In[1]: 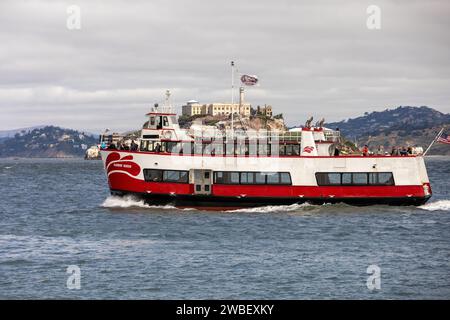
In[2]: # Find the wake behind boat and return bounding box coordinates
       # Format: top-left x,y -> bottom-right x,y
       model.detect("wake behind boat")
99,89 -> 432,209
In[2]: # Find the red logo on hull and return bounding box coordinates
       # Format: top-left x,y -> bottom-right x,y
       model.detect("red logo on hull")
106,152 -> 141,177
303,146 -> 315,153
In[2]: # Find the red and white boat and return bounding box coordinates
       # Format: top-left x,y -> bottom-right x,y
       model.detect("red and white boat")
100,94 -> 432,209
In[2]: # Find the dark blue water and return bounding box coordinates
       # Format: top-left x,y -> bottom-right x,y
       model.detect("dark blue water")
0,157 -> 449,299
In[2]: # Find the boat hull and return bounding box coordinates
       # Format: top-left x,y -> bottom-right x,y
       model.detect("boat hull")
110,189 -> 431,209
101,150 -> 432,209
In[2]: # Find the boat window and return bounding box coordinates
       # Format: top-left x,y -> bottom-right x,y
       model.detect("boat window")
292,144 -> 300,156
270,143 -> 279,157
212,142 -> 224,156
353,173 -> 368,185
152,142 -> 165,153
140,140 -> 150,152
156,117 -> 162,129
316,172 -> 394,186
266,172 -> 279,184
182,142 -> 193,155
214,171 -> 292,185
203,143 -> 212,156
279,144 -> 286,156
328,173 -> 342,185
342,173 -> 352,185
230,172 -> 240,184
285,145 -> 293,156
280,172 -> 292,184
248,139 -> 257,156
378,173 -> 394,185
255,172 -> 266,184
258,142 -> 268,156
194,142 -> 203,155
143,169 -> 162,182
150,117 -> 155,126
167,142 -> 181,154
163,170 -> 188,183
225,141 -> 235,155
240,172 -> 255,184
214,171 -> 225,184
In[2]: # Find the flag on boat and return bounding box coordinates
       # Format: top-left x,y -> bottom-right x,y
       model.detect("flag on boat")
240,74 -> 258,86
437,134 -> 450,144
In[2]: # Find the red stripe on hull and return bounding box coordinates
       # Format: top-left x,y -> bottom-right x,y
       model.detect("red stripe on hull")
108,172 -> 193,194
107,172 -> 427,198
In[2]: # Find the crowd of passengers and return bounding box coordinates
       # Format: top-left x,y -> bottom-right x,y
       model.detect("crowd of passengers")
102,139 -> 417,157
334,145 -> 415,156
101,140 -> 139,151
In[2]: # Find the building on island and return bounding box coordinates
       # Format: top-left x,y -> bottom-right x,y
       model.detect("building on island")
256,105 -> 273,118
182,100 -> 204,116
182,87 -> 251,117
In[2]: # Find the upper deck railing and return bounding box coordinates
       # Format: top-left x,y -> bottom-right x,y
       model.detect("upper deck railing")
187,127 -> 340,143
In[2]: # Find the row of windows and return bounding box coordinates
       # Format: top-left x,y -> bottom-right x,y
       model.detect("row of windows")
214,171 -> 292,185
315,172 -> 395,186
142,169 -> 292,185
140,140 -> 301,156
147,116 -> 176,129
143,169 -> 189,183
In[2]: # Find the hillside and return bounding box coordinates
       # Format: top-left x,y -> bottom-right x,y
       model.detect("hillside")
0,126 -> 98,158
327,106 -> 450,155
179,114 -> 287,131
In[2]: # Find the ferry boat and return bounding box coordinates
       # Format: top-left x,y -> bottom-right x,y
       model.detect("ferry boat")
99,92 -> 432,209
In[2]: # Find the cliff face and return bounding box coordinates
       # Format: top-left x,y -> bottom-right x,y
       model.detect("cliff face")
0,126 -> 98,158
327,106 -> 450,155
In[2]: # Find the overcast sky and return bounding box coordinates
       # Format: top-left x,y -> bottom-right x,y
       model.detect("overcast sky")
1,0 -> 449,132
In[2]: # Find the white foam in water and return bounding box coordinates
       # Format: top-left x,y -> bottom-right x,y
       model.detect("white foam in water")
228,202 -> 315,213
102,195 -> 177,210
420,200 -> 450,212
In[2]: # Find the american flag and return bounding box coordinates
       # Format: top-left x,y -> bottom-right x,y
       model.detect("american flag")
437,134 -> 450,144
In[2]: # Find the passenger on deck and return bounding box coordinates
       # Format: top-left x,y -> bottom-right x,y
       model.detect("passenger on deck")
108,142 -> 116,150
130,140 -> 138,151
407,146 -> 413,155
376,145 -> 384,155
362,145 -> 369,156
155,143 -> 161,153
334,146 -> 340,156
400,147 -> 408,156
391,147 -> 399,156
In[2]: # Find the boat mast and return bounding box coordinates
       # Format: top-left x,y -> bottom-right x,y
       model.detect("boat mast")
231,60 -> 235,139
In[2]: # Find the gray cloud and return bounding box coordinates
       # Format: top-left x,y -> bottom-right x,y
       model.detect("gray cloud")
0,0 -> 449,132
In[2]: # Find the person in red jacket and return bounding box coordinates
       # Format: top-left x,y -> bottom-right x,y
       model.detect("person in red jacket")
362,145 -> 369,156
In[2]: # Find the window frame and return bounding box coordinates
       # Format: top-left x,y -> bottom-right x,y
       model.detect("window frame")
315,172 -> 395,186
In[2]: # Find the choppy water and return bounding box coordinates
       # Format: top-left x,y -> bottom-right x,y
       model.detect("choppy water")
0,157 -> 449,299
